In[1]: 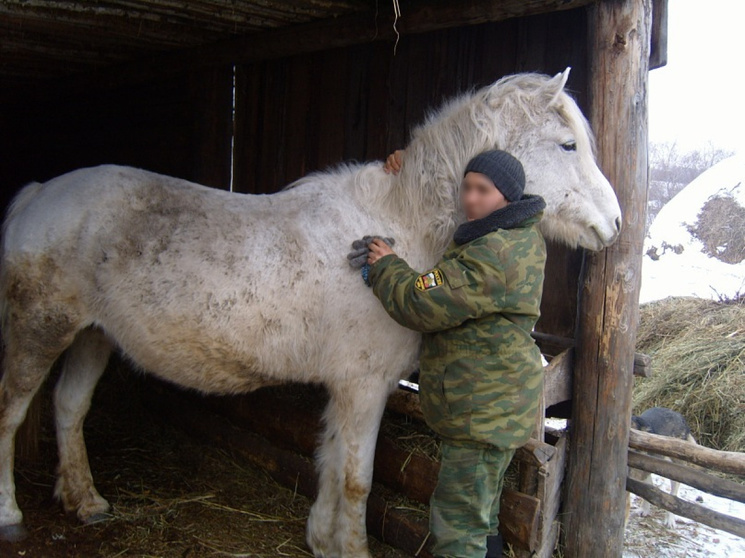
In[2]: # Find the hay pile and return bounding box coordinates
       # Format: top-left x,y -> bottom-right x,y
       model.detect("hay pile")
686,195 -> 745,264
633,296 -> 745,453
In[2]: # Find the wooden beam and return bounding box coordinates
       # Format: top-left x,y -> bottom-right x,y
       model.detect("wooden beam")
373,436 -> 440,506
563,1 -> 652,557
4,0 -> 595,104
627,449 -> 745,504
627,477 -> 745,539
531,331 -> 652,377
386,389 -> 425,422
629,429 -> 745,476
365,492 -> 433,558
544,348 -> 573,407
649,0 -> 669,70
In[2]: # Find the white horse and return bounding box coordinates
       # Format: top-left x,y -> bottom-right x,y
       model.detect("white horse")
0,69 -> 621,557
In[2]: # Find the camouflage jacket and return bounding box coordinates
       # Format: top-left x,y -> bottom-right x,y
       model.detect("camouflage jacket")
369,212 -> 546,449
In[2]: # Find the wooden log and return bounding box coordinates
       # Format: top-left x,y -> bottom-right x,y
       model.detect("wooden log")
386,389 -> 425,423
650,0 -> 669,70
531,332 -> 652,377
373,436 -> 439,506
627,477 -> 745,539
627,450 -> 745,504
198,387 -> 322,457
629,429 -> 745,476
518,438 -> 557,467
563,1 -> 652,556
544,348 -> 573,407
530,331 -> 574,352
366,492 -> 432,558
632,352 -> 653,378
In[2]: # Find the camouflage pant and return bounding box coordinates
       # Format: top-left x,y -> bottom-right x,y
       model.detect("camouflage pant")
429,442 -> 515,558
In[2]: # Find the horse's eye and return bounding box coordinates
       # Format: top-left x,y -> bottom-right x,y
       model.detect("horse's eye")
561,141 -> 577,152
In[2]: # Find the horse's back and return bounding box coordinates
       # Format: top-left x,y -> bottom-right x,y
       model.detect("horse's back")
0,163 -> 418,392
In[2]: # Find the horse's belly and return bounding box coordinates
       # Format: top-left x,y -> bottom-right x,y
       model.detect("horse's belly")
114,323 -> 280,395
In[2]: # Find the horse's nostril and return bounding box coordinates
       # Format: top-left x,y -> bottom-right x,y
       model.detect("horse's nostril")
615,216 -> 622,232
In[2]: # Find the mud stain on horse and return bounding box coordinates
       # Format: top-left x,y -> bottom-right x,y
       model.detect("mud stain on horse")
1,254 -> 83,360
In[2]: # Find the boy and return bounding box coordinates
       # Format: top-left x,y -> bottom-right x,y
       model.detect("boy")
354,149 -> 546,557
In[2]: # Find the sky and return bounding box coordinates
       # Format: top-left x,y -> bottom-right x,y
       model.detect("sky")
648,0 -> 745,154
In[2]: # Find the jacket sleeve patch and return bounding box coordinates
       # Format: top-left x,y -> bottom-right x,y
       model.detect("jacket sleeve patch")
415,269 -> 444,291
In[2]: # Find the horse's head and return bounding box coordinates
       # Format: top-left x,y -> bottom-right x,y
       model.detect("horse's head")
483,69 -> 622,251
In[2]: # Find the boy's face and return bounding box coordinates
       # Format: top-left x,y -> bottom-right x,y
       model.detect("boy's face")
460,172 -> 509,221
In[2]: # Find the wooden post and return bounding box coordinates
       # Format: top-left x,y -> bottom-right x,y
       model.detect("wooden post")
563,1 -> 651,557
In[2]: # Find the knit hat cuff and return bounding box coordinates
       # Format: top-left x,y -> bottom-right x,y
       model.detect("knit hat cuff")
464,150 -> 526,202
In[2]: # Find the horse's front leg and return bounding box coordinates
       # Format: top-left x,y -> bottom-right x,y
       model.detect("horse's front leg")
307,377 -> 392,558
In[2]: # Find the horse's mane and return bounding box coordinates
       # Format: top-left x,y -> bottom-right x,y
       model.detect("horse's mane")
360,72 -> 595,256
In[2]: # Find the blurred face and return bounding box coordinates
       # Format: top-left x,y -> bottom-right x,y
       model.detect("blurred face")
460,172 -> 509,221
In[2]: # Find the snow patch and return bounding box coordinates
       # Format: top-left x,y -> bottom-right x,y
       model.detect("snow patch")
641,155 -> 745,303
623,474 -> 745,557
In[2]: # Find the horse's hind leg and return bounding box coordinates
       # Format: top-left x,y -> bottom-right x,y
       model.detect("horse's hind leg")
0,327 -> 77,541
53,328 -> 112,524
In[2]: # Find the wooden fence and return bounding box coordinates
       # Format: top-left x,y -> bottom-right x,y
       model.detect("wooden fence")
627,428 -> 745,538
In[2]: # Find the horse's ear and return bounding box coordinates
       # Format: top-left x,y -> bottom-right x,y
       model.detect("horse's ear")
544,67 -> 571,106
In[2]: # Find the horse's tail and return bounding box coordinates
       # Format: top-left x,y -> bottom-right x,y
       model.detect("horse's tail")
1,181 -> 46,460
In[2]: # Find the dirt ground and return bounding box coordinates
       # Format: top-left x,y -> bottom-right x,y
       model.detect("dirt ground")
1,361 -> 409,558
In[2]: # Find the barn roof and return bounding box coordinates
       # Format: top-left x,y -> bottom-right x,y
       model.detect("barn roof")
1,0 -> 601,100
1,0 -> 370,90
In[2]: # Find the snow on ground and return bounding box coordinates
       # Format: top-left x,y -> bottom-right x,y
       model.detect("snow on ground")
641,154 -> 745,303
623,475 -> 745,558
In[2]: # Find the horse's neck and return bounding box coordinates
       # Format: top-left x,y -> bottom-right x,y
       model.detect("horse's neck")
389,100 -> 505,257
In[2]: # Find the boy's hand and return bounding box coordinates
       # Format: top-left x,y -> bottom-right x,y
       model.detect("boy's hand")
383,149 -> 404,175
347,236 -> 395,268
368,238 -> 395,264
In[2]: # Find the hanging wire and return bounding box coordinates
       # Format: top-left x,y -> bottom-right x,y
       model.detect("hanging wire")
392,0 -> 401,55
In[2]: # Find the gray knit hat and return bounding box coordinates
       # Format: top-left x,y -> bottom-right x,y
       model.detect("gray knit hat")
464,150 -> 526,202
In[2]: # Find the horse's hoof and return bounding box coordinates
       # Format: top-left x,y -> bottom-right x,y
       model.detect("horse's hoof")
83,512 -> 112,525
0,523 -> 29,542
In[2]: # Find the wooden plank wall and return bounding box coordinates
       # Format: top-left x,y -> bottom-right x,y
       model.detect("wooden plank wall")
233,8 -> 589,337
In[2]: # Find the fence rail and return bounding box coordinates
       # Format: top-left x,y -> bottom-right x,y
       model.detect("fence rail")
627,428 -> 745,539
